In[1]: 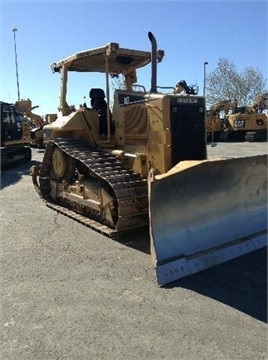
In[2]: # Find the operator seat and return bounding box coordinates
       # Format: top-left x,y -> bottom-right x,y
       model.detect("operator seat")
89,88 -> 111,135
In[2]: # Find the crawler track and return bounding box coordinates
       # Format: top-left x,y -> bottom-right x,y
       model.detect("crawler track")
32,138 -> 149,236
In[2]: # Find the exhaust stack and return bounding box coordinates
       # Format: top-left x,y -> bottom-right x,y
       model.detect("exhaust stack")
148,32 -> 157,93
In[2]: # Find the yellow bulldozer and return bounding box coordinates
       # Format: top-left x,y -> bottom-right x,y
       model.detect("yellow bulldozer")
30,32 -> 267,286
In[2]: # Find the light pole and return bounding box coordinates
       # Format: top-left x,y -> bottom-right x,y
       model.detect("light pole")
13,28 -> 20,101
203,61 -> 208,97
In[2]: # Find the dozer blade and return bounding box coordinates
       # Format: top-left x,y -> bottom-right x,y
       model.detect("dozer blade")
148,155 -> 267,286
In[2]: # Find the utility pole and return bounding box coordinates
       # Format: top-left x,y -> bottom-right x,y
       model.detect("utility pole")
13,28 -> 20,101
203,61 -> 208,97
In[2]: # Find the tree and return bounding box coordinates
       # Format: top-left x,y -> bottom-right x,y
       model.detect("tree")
110,75 -> 126,92
206,58 -> 267,108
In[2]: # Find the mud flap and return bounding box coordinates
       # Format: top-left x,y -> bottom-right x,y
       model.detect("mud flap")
148,155 -> 267,286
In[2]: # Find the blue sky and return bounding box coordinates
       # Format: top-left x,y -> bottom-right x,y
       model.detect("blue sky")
1,0 -> 267,115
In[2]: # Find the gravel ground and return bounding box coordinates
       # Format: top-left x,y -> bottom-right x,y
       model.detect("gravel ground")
1,142 -> 267,360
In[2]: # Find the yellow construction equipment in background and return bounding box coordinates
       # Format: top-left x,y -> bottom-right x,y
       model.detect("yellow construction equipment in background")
15,99 -> 45,148
1,101 -> 32,169
206,96 -> 268,142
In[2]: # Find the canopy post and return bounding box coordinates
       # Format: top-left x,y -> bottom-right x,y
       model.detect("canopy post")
59,64 -> 71,115
105,55 -> 111,141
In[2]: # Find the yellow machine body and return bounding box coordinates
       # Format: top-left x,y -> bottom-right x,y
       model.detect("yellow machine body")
205,114 -> 225,142
31,32 -> 267,285
1,101 -> 32,168
226,112 -> 267,141
15,99 -> 45,148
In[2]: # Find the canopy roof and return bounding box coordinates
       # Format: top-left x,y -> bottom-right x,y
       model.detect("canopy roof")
51,42 -> 164,75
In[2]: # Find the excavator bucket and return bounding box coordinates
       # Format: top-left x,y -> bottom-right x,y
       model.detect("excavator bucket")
149,155 -> 267,286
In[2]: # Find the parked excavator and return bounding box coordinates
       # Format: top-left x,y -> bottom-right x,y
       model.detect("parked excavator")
15,99 -> 45,148
1,101 -> 32,169
30,32 -> 267,285
205,97 -> 267,142
218,96 -> 268,142
226,110 -> 267,141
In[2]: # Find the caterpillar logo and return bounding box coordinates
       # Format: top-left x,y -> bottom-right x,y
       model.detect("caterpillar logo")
234,119 -> 245,128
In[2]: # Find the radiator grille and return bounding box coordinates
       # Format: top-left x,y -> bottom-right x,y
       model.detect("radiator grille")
170,102 -> 206,165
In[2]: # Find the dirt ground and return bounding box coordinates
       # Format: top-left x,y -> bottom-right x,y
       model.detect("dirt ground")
1,142 -> 267,360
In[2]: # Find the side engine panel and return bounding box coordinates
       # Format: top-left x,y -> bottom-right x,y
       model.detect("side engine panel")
112,91 -> 207,177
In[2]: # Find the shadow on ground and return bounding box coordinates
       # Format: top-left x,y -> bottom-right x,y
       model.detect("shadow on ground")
117,229 -> 267,322
164,247 -> 267,323
115,228 -> 150,254
0,159 -> 41,189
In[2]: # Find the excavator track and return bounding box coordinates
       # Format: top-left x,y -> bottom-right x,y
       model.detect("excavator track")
32,138 -> 149,237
